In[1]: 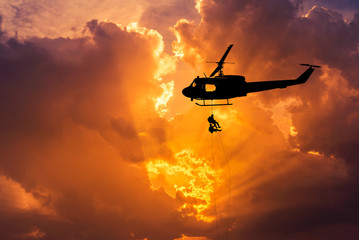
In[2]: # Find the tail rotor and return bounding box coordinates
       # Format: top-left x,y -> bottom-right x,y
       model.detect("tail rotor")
300,63 -> 321,68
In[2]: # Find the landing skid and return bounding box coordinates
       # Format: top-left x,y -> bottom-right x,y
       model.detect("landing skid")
195,99 -> 233,107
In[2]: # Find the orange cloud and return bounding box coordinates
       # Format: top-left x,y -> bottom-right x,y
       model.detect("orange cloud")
1,0 -> 359,239
147,149 -> 219,222
166,0 -> 359,239
0,175 -> 54,216
0,19 -> 198,240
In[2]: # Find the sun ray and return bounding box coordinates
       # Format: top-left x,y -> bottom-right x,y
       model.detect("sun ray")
146,149 -> 220,222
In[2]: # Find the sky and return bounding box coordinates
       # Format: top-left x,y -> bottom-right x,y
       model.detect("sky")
0,0 -> 359,239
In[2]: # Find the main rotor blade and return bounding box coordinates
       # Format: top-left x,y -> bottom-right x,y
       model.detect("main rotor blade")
218,44 -> 233,64
209,44 -> 233,77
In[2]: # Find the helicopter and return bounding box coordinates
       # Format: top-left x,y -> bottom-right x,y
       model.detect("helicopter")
182,44 -> 320,106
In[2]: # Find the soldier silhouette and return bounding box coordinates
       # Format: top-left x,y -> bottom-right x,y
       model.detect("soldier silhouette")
208,114 -> 221,133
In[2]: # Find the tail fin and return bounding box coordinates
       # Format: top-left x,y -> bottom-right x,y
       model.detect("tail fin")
297,64 -> 320,83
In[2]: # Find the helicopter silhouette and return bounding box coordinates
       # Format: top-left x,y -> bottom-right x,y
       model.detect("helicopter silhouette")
182,44 -> 320,106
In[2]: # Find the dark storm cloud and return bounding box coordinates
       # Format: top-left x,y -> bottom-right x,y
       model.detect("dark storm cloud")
173,0 -> 359,239
231,205 -> 359,239
174,0 -> 359,79
0,19 -> 156,164
0,18 -> 200,239
316,0 -> 359,11
0,15 -> 5,39
2,0 -> 359,239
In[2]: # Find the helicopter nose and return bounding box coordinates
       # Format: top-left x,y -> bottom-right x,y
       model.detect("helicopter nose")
182,87 -> 191,98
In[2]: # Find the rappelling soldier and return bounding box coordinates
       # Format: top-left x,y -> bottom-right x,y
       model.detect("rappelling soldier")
208,114 -> 221,133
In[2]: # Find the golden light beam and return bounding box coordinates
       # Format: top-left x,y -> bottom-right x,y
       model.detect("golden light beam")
146,149 -> 221,222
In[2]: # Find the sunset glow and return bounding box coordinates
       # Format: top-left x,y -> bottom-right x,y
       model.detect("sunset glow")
1,0 -> 359,239
155,81 -> 174,116
146,149 -> 219,222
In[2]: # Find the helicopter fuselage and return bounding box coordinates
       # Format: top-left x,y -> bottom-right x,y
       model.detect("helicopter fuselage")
182,44 -> 318,106
182,75 -> 247,100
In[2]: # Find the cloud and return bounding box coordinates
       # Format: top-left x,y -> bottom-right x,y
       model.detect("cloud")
170,0 -> 359,238
1,0 -> 359,239
0,175 -> 54,215
0,0 -> 146,38
316,0 -> 359,11
140,0 -> 200,47
0,18 -> 200,239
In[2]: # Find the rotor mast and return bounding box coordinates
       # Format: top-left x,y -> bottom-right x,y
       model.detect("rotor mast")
208,44 -> 234,77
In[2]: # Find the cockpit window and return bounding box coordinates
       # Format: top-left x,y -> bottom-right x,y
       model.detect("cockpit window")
205,84 -> 216,92
191,81 -> 197,87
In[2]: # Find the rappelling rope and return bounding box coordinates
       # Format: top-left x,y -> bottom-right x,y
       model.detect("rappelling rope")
209,103 -> 231,240
211,99 -> 214,115
218,132 -> 231,240
211,132 -> 220,240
